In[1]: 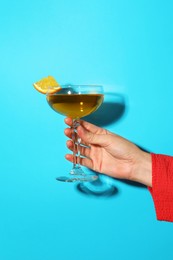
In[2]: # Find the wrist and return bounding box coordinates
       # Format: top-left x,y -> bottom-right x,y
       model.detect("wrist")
132,151 -> 152,187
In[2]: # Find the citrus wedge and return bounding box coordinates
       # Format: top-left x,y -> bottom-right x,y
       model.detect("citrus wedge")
33,76 -> 61,94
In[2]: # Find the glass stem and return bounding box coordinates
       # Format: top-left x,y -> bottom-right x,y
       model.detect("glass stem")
71,119 -> 83,175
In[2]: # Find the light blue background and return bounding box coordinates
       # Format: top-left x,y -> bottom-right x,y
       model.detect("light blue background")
1,0 -> 173,259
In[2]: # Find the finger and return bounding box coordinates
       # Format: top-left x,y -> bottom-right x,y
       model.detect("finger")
80,157 -> 93,169
65,128 -> 89,146
66,140 -> 91,158
66,140 -> 73,151
77,125 -> 110,146
65,118 -> 109,136
65,154 -> 93,169
80,120 -> 108,135
65,154 -> 73,162
64,128 -> 73,139
64,117 -> 73,126
80,144 -> 91,158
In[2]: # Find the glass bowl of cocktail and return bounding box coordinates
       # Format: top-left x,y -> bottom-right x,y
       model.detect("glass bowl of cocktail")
33,76 -> 104,182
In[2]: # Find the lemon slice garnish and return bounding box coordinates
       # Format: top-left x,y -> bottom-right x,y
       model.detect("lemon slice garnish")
33,76 -> 61,94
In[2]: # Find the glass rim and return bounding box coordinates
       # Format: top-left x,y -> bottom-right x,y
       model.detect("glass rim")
52,84 -> 103,87
46,84 -> 104,95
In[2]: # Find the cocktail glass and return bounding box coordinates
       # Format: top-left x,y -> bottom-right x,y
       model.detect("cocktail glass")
46,85 -> 104,182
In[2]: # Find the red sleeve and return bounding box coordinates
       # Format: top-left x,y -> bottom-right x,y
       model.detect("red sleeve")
148,153 -> 173,222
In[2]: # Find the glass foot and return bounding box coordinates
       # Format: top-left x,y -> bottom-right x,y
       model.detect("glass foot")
56,174 -> 98,183
56,166 -> 98,183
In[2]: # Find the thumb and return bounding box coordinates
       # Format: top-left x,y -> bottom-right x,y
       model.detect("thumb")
77,125 -> 109,146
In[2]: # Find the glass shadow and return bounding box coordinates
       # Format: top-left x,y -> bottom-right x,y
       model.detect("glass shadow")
76,179 -> 119,197
84,92 -> 126,127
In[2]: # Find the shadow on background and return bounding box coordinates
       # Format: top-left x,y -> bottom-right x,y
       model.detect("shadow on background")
117,179 -> 146,188
76,92 -> 127,198
84,92 -> 126,127
76,178 -> 119,198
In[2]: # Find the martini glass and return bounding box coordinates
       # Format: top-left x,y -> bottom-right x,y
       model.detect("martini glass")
46,85 -> 104,182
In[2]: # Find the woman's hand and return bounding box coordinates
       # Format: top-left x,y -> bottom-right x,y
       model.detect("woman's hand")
64,118 -> 152,187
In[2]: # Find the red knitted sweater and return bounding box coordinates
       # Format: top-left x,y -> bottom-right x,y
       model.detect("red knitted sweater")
149,153 -> 173,222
